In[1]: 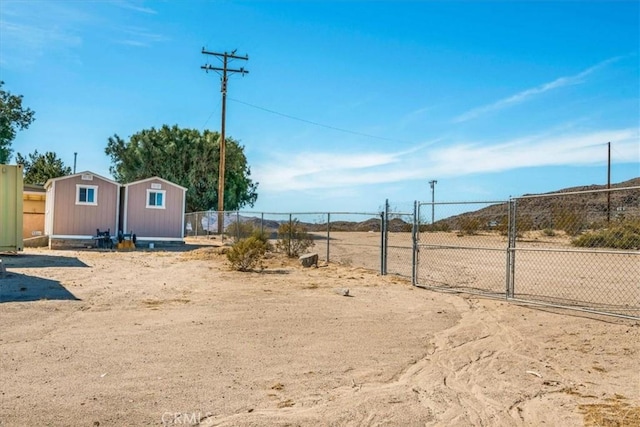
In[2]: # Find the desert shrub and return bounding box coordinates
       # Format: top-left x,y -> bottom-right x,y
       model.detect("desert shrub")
542,228 -> 556,237
226,236 -> 268,271
225,221 -> 256,243
250,229 -> 272,252
572,219 -> 640,249
554,208 -> 585,237
496,215 -> 509,236
515,214 -> 534,237
276,219 -> 314,257
459,218 -> 481,235
493,214 -> 535,237
421,223 -> 449,232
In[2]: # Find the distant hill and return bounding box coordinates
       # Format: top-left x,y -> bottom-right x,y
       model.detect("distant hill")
438,177 -> 640,231
302,177 -> 640,232
192,178 -> 639,233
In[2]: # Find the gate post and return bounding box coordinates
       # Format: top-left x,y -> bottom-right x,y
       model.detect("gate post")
380,201 -> 388,276
326,212 -> 331,263
506,198 -> 517,298
412,201 -> 418,286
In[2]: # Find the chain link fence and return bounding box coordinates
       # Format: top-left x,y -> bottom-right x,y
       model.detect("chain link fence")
382,200 -> 415,277
415,186 -> 640,319
184,185 -> 639,318
184,210 -> 383,271
415,200 -> 510,295
508,187 -> 640,318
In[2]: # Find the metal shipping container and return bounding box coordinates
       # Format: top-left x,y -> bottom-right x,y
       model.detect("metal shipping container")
0,164 -> 24,251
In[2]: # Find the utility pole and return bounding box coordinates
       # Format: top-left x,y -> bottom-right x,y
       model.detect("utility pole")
73,152 -> 77,174
201,48 -> 249,234
607,141 -> 611,223
429,180 -> 437,226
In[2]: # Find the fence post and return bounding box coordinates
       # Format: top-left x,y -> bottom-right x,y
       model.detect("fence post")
380,210 -> 385,275
326,212 -> 331,263
236,210 -> 240,241
261,213 -> 264,235
195,212 -> 199,237
506,198 -> 517,298
288,213 -> 293,257
412,201 -> 418,286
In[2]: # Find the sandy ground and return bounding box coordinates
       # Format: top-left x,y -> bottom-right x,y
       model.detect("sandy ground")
0,239 -> 638,426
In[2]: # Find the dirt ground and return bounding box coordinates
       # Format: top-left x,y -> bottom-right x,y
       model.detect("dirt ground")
0,238 -> 638,426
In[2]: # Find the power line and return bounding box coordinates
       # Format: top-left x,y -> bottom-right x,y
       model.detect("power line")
201,109 -> 217,130
228,97 -> 412,144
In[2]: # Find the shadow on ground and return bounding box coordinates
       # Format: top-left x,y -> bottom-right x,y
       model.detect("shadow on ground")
0,272 -> 80,303
1,253 -> 90,269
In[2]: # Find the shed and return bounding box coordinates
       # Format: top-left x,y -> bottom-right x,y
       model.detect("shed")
44,171 -> 120,248
0,164 -> 24,252
122,177 -> 186,245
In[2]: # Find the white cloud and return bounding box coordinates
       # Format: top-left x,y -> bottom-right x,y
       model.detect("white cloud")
254,128 -> 639,193
112,1 -> 158,15
114,26 -> 168,47
453,56 -> 624,123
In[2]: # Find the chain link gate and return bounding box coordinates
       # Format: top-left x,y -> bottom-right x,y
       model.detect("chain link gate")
412,186 -> 640,319
413,200 -> 510,297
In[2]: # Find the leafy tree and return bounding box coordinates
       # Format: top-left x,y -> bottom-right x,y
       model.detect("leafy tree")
105,125 -> 258,212
0,81 -> 36,163
15,150 -> 71,185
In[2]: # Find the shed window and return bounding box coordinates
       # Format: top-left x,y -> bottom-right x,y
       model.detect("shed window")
146,189 -> 166,209
76,185 -> 98,206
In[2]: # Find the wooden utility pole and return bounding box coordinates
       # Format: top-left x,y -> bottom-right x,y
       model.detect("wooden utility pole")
201,48 -> 249,234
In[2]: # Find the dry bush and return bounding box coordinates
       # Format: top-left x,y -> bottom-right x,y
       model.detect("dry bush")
572,218 -> 640,249
226,221 -> 257,243
226,236 -> 268,271
554,207 -> 585,237
276,219 -> 314,257
458,218 -> 481,235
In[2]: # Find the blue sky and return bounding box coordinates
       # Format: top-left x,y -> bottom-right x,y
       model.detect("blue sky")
1,0 -> 638,213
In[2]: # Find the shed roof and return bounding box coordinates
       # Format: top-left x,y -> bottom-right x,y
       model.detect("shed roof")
24,184 -> 46,194
44,171 -> 120,189
124,176 -> 187,192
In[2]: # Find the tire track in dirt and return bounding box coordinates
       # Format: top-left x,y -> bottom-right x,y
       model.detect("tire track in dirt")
204,293 -> 620,427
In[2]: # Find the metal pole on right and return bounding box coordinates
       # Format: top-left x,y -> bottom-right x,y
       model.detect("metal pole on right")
607,141 -> 611,223
429,180 -> 437,225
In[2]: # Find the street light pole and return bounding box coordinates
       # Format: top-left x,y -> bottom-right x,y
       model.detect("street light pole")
429,180 -> 437,225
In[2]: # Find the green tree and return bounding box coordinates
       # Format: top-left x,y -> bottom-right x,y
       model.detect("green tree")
105,125 -> 258,212
15,150 -> 71,185
0,81 -> 36,163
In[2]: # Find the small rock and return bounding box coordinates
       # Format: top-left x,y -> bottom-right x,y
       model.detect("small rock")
334,288 -> 350,297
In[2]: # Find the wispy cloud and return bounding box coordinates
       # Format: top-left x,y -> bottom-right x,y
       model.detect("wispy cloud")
428,128 -> 638,176
112,1 -> 158,15
0,0 -> 166,67
452,56 -> 624,123
0,20 -> 82,53
114,26 -> 168,47
254,128 -> 639,193
0,2 -> 86,66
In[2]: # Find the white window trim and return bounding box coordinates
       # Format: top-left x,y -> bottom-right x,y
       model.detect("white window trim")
76,184 -> 98,206
146,189 -> 166,209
